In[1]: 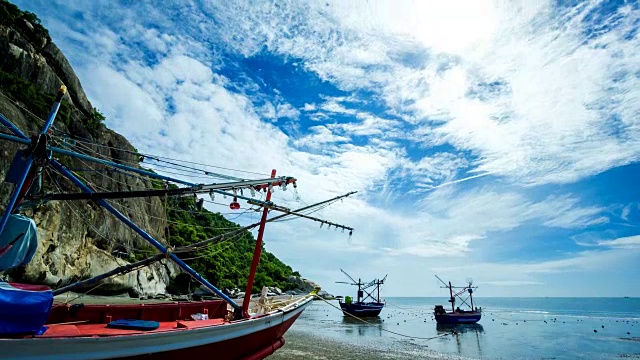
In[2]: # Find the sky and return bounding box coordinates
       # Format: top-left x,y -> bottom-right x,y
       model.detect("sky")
13,0 -> 640,297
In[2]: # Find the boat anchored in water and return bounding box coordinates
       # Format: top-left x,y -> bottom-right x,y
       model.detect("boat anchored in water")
336,269 -> 386,317
433,275 -> 482,324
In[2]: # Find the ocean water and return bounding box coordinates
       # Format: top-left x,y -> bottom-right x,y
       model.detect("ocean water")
288,297 -> 640,359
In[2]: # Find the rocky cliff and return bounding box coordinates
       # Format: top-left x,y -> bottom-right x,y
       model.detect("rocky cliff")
0,4 -> 178,296
0,2 -> 324,299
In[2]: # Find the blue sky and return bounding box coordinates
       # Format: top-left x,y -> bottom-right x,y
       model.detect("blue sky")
14,0 -> 640,297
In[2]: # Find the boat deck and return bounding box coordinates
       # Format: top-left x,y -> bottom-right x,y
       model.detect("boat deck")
32,299 -> 231,338
41,318 -> 229,338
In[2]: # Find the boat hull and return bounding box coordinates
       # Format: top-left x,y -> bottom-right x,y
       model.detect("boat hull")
0,297 -> 312,360
339,301 -> 384,317
434,312 -> 481,324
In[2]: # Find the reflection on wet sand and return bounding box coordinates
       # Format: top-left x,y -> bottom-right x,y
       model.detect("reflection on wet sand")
436,323 -> 485,356
436,323 -> 485,334
342,316 -> 384,337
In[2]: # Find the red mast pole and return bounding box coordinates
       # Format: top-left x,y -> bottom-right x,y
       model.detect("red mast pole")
449,281 -> 455,313
242,169 -> 276,318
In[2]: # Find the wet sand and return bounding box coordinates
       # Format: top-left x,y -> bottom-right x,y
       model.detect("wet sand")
269,328 -> 459,360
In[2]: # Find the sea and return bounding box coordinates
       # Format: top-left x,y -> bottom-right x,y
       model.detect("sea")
283,297 -> 640,359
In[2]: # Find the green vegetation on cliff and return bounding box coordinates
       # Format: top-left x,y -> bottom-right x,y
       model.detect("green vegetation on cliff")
160,194 -> 300,293
0,0 -> 50,43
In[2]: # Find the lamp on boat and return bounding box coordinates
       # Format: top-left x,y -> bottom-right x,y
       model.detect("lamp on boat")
229,197 -> 240,210
250,187 -> 256,197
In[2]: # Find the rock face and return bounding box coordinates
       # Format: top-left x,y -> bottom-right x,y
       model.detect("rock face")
0,19 -> 178,296
284,276 -> 335,299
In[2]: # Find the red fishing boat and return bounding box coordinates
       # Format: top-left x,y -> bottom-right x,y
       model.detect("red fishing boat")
0,86 -> 356,359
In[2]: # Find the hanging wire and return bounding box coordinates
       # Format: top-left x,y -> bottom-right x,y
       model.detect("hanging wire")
50,130 -> 268,179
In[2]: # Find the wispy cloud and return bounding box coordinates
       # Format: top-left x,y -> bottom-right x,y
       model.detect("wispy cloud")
17,0 -> 640,296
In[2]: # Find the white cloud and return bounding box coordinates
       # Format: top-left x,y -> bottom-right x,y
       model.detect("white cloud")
621,204 -> 632,221
292,125 -> 350,149
328,113 -> 402,137
28,0 -> 640,296
189,0 -> 640,186
576,234 -> 640,249
275,103 -> 300,120
302,103 -> 316,111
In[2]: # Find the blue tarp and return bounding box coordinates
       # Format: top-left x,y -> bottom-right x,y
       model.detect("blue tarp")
0,214 -> 39,271
0,282 -> 53,335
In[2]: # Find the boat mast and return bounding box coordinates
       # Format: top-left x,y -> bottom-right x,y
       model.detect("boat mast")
470,288 -> 474,311
241,169 -> 276,318
53,194 -> 357,296
449,281 -> 455,312
358,278 -> 362,302
377,280 -> 380,303
0,86 -> 65,238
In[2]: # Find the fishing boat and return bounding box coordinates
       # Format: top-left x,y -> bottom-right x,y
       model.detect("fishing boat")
433,275 -> 481,324
336,269 -> 386,317
0,86 -> 357,359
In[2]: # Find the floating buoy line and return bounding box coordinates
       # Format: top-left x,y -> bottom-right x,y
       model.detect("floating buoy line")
314,295 -> 450,342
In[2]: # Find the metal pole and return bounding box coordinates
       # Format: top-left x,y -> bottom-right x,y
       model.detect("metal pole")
50,160 -> 241,311
450,281 -> 455,313
56,191 -> 356,296
53,254 -> 165,296
0,133 -> 31,145
0,113 -> 28,138
0,86 -> 65,241
242,169 -> 276,318
179,191 -> 357,252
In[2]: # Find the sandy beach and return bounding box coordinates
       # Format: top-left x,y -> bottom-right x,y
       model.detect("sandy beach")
269,328 -> 457,360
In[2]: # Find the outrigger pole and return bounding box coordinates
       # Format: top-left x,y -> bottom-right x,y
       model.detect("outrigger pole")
49,160 -> 242,311
51,191 -> 358,296
0,87 -> 355,320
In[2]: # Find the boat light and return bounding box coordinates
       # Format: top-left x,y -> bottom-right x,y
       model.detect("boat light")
229,197 -> 240,210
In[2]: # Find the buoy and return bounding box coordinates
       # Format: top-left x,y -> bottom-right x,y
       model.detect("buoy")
594,330 -> 597,333
601,325 -> 604,328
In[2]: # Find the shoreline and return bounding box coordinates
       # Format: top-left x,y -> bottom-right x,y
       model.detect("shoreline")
269,328 -> 460,360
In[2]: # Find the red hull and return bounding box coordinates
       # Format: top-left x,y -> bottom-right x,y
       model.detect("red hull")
1,296 -> 312,360
124,311 -> 301,360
